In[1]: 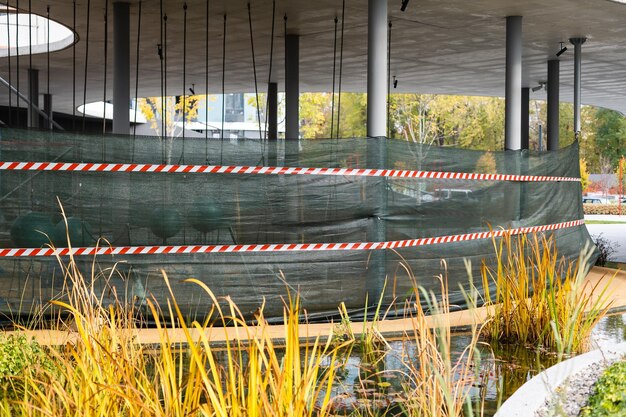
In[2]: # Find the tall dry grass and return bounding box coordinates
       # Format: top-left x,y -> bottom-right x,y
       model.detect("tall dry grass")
478,231 -> 614,358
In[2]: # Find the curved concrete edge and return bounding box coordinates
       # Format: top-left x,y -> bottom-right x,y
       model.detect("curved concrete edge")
494,342 -> 626,417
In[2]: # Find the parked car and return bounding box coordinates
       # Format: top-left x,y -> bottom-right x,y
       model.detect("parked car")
582,197 -> 606,204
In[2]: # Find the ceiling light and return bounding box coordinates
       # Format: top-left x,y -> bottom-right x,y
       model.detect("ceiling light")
532,82 -> 546,92
556,42 -> 567,57
400,0 -> 409,12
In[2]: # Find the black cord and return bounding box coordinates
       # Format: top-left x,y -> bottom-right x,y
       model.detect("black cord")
330,16 -> 337,140
181,2 -> 187,163
204,0 -> 209,163
263,0 -> 275,140
72,0 -> 76,131
102,0 -> 108,136
6,1 -> 11,126
132,0 -> 142,154
387,20 -> 391,138
159,0 -> 164,146
220,14 -> 226,165
82,0 -> 91,132
163,14 -> 168,141
247,3 -> 263,152
47,5 -> 51,130
336,0 -> 345,139
15,0 -> 19,126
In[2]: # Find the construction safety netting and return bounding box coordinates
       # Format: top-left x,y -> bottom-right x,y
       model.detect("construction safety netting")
0,128 -> 596,321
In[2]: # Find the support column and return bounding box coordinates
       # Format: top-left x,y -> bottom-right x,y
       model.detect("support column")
27,68 -> 39,128
547,59 -> 560,150
285,34 -> 299,141
505,16 -> 522,150
113,2 -> 130,135
285,33 -> 299,166
521,87 -> 529,150
267,82 -> 278,165
43,93 -> 53,130
570,37 -> 586,139
367,0 -> 387,138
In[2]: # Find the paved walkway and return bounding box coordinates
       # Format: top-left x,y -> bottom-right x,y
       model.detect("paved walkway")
585,215 -> 626,263
13,266 -> 626,347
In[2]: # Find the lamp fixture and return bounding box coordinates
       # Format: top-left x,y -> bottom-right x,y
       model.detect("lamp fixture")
556,42 -> 568,57
531,81 -> 546,92
400,0 -> 409,12
393,76 -> 398,88
189,84 -> 195,95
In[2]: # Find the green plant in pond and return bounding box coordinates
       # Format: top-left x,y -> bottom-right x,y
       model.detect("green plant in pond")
581,359 -> 626,417
478,231 -> 614,359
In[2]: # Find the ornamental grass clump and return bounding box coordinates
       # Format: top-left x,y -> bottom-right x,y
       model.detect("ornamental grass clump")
398,260 -> 484,417
480,231 -> 613,358
0,241 -> 350,417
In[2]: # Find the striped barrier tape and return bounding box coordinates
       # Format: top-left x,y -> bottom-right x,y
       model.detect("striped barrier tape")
0,219 -> 585,258
0,161 -> 581,182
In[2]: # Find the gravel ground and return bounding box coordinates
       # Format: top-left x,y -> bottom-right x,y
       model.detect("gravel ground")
534,357 -> 620,417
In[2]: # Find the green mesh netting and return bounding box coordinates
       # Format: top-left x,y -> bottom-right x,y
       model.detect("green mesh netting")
0,128 -> 596,321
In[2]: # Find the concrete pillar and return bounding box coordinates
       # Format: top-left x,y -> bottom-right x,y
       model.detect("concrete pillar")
570,37 -> 586,139
43,93 -> 53,130
267,82 -> 278,165
285,34 -> 299,140
113,2 -> 130,135
367,0 -> 387,138
27,68 -> 39,128
521,87 -> 529,150
547,59 -> 560,150
505,16 -> 522,150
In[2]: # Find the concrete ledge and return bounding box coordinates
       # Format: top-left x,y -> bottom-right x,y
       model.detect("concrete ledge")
494,342 -> 626,417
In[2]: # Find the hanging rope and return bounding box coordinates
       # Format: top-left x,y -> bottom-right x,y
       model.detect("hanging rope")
163,14 -> 168,140
220,13 -> 226,165
336,0 -> 345,139
47,5 -> 51,130
181,2 -> 187,163
15,0 -> 19,126
82,0 -> 91,131
330,16 -> 338,140
72,0 -> 76,131
387,20 -> 391,138
159,0 -> 164,144
263,0 -> 275,140
102,0 -> 109,136
247,3 -> 263,151
204,0 -> 209,162
6,1 -> 11,126
132,0 -> 142,151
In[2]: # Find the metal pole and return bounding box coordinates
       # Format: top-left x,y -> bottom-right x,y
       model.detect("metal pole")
367,0 -> 387,138
521,87 -> 529,150
570,37 -> 586,139
547,59 -> 560,150
113,2 -> 130,134
27,68 -> 39,128
505,16 -> 522,150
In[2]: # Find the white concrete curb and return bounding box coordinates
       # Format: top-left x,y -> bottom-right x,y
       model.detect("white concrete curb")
494,342 -> 626,417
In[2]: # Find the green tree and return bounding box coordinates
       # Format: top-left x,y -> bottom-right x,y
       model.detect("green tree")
595,108 -> 626,171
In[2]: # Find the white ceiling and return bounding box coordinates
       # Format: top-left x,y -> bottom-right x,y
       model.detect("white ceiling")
3,0 -> 626,115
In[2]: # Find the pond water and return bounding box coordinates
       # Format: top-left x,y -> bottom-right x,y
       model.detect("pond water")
322,313 -> 626,416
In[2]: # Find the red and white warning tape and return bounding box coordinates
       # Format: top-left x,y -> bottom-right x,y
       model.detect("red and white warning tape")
0,219 -> 584,258
0,161 -> 581,182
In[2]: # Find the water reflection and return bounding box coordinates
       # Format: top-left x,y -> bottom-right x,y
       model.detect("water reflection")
322,313 -> 626,416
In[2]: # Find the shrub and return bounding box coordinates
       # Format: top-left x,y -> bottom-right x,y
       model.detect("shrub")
0,334 -> 53,398
581,359 -> 626,417
584,204 -> 625,215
